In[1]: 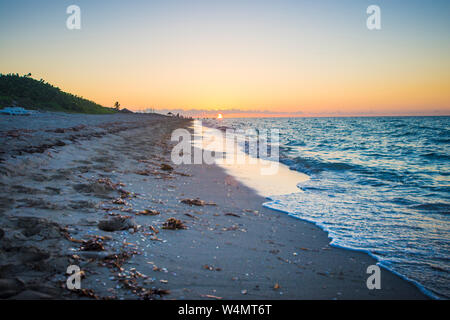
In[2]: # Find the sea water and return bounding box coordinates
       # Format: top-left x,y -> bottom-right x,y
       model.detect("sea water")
203,116 -> 449,299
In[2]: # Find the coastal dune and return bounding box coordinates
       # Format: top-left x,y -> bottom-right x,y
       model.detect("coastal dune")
0,113 -> 426,299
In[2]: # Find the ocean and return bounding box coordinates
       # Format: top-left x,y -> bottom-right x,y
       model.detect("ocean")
202,116 -> 449,299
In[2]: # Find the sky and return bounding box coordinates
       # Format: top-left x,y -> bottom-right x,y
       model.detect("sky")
0,0 -> 449,117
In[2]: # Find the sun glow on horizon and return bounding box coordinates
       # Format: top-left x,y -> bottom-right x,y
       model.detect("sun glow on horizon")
1,1 -> 449,116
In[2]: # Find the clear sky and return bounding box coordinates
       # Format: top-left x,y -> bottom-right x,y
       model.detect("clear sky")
1,0 -> 449,116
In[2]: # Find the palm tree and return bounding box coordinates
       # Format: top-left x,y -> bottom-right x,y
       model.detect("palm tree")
114,101 -> 120,110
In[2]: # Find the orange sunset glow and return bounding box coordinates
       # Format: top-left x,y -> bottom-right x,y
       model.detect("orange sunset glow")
0,0 -> 449,303
0,1 -> 449,117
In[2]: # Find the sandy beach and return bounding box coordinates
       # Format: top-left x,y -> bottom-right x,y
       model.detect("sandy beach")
0,113 -> 427,300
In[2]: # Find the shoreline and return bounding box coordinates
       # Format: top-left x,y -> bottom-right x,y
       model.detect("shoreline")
0,113 -> 428,299
192,121 -> 432,299
264,200 -> 439,300
176,162 -> 428,299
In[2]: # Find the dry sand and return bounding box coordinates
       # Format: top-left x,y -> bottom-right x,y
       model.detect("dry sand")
0,113 -> 427,299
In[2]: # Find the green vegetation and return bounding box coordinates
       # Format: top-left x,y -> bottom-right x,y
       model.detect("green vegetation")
0,73 -> 117,114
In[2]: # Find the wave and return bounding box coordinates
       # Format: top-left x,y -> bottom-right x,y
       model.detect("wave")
281,155 -> 416,186
284,140 -> 307,147
410,202 -> 450,213
421,152 -> 450,161
262,198 -> 442,300
431,138 -> 450,144
208,116 -> 450,299
283,156 -> 356,174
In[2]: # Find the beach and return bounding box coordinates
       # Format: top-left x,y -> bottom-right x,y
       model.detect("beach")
0,113 -> 427,300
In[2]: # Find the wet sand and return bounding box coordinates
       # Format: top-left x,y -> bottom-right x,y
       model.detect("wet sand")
0,113 -> 427,299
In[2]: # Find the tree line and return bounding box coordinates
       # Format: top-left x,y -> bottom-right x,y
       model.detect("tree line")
0,73 -> 117,114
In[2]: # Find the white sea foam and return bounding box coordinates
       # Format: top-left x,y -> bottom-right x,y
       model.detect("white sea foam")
199,116 -> 450,299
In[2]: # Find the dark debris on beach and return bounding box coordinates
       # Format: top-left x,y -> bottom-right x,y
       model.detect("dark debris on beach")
162,218 -> 187,230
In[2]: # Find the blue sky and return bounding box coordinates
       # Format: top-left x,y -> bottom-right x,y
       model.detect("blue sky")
1,0 -> 449,115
